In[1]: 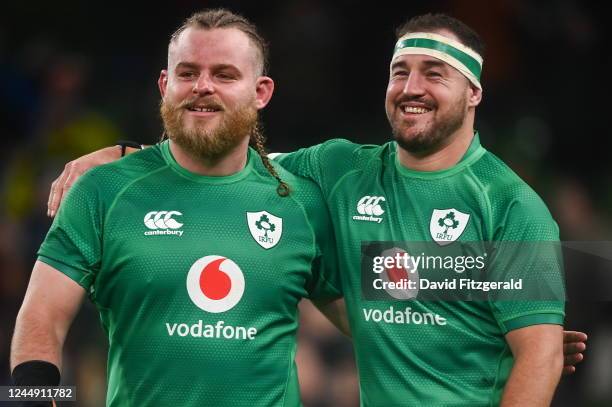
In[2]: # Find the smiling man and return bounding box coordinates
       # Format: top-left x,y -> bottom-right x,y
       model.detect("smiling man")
42,11 -> 586,407
10,10 -> 342,407
274,15 -> 566,406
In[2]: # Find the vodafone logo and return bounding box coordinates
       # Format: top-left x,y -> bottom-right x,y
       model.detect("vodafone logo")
375,247 -> 419,300
165,256 -> 255,340
186,256 -> 245,313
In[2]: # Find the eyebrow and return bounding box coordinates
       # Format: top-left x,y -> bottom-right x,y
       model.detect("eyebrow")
175,62 -> 241,73
175,62 -> 200,70
211,63 -> 241,72
391,60 -> 408,71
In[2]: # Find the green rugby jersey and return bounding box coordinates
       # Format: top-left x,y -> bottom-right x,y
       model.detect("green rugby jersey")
276,133 -> 565,406
38,140 -> 341,407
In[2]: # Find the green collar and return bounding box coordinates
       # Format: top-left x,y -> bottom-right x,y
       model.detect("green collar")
394,132 -> 485,179
160,140 -> 254,184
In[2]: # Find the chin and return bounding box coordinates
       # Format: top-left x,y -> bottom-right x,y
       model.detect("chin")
185,121 -> 217,135
392,127 -> 435,152
395,126 -> 428,143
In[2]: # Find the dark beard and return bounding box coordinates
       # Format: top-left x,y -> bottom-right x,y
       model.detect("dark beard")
160,98 -> 257,161
392,96 -> 467,155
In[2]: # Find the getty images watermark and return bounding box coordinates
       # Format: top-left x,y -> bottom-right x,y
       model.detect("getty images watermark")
361,241 -> 568,301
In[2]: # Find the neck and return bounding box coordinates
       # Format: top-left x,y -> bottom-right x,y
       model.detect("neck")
397,124 -> 475,172
168,138 -> 250,176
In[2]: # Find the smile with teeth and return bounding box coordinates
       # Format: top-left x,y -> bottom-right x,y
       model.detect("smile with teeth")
188,107 -> 219,112
402,106 -> 431,114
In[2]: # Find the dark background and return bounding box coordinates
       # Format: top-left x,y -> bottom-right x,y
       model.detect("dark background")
1,1 -> 610,406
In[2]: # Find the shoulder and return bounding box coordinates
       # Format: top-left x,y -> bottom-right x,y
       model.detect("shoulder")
471,151 -> 557,239
90,145 -> 164,177
271,160 -> 326,210
277,138 -> 387,173
75,145 -> 166,202
311,138 -> 387,164
476,151 -> 550,210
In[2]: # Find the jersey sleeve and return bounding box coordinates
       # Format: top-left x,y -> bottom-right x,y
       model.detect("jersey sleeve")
273,139 -> 359,198
37,172 -> 103,291
294,182 -> 343,301
488,191 -> 565,334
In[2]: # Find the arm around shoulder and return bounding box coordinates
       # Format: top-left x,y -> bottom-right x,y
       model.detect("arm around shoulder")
48,141 -> 148,217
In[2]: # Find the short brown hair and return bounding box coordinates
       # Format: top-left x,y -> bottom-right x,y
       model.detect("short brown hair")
396,13 -> 484,56
170,8 -> 269,76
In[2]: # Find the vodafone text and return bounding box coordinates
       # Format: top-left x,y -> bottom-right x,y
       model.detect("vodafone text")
362,306 -> 447,325
165,320 -> 257,340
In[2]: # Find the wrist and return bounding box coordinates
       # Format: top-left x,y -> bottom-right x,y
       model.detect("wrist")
124,146 -> 142,155
11,360 -> 60,407
116,140 -> 143,157
11,360 -> 61,386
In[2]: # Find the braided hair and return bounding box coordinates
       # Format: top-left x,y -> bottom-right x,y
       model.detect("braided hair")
250,123 -> 290,197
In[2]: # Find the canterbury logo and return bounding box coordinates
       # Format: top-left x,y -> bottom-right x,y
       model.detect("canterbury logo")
144,211 -> 183,230
357,196 -> 386,216
353,196 -> 386,224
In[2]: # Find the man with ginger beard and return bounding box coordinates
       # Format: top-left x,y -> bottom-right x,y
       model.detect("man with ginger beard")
42,11 -> 588,407
10,9 -> 343,407
160,94 -> 257,161
159,71 -> 259,163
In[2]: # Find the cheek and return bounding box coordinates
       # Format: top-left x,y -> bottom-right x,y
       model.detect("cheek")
227,88 -> 257,109
385,85 -> 399,110
385,80 -> 407,104
437,83 -> 466,106
424,89 -> 447,110
166,80 -> 192,99
386,80 -> 402,98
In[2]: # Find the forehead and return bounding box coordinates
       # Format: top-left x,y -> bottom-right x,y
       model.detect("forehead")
169,27 -> 258,71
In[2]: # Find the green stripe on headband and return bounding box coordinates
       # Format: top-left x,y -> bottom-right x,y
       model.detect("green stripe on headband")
394,37 -> 482,81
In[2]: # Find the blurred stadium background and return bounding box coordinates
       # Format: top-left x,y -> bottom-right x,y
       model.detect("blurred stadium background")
1,1 -> 610,406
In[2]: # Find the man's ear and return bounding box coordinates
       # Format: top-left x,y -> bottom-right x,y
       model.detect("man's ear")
468,83 -> 482,108
254,76 -> 274,110
158,70 -> 169,98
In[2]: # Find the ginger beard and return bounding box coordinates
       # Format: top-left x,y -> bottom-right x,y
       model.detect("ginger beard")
160,96 -> 257,161
389,91 -> 468,155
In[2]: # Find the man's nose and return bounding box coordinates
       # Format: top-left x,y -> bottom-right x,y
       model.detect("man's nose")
193,74 -> 214,95
402,72 -> 426,97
